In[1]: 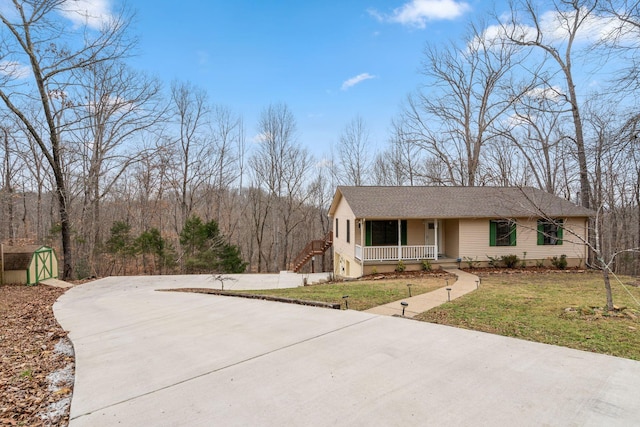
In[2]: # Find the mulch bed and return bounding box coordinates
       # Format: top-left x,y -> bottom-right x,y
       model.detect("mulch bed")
357,270 -> 455,281
0,284 -> 73,426
462,267 -> 589,276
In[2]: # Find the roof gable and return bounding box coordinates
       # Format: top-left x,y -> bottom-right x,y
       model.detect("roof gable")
331,186 -> 593,219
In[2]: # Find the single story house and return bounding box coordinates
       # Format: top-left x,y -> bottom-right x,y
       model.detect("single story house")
328,186 -> 593,278
1,245 -> 59,285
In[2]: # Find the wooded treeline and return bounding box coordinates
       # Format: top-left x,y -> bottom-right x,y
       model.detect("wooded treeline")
1,0 -> 639,278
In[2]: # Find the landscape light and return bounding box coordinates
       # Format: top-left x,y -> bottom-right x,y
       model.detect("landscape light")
342,295 -> 349,310
446,287 -> 452,302
401,301 -> 408,316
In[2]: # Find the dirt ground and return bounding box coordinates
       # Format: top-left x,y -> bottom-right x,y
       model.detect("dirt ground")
0,284 -> 73,426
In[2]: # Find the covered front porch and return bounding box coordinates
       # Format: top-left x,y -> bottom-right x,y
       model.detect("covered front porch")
354,218 -> 449,262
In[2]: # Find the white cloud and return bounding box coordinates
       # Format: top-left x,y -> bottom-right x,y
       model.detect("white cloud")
477,8 -> 623,49
87,95 -> 136,113
59,0 -> 114,30
536,8 -> 620,44
315,158 -> 333,169
252,132 -> 271,144
0,60 -> 31,79
525,86 -> 564,101
341,73 -> 376,91
370,0 -> 471,29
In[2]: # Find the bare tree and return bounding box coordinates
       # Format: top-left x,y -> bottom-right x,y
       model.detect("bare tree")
167,81 -> 212,235
0,0 -> 133,278
371,148 -> 403,186
499,0 -> 598,208
389,122 -> 425,186
505,87 -> 573,193
1,126 -> 17,243
337,115 -> 371,186
207,105 -> 241,225
246,184 -> 271,272
249,103 -> 312,271
599,0 -> 640,89
306,161 -> 337,271
69,61 -> 163,273
483,136 -> 532,187
372,121 -> 426,186
397,21 -> 528,186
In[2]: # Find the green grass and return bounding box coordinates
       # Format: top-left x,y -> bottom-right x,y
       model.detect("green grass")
234,275 -> 448,311
416,271 -> 640,360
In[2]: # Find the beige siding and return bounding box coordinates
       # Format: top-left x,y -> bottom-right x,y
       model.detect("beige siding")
458,218 -> 588,265
406,219 -> 425,245
4,270 -> 27,285
332,198 -> 362,278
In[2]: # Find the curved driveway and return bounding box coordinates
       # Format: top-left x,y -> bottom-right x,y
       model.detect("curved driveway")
55,274 -> 640,426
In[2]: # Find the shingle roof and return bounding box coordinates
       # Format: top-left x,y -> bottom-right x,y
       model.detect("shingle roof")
329,186 -> 593,219
2,245 -> 41,270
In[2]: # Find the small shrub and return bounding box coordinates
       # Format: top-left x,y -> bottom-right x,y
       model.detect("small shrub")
520,252 -> 527,268
501,254 -> 520,269
487,255 -> 501,268
535,259 -> 545,268
463,256 -> 480,268
550,254 -> 568,270
371,266 -> 378,275
395,260 -> 406,272
421,259 -> 432,271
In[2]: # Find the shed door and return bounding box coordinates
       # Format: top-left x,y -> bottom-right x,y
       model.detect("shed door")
34,248 -> 54,283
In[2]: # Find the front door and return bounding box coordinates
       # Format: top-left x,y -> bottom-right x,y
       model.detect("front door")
425,222 -> 436,245
425,221 -> 444,256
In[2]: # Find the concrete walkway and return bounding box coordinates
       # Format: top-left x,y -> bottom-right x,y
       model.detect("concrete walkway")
365,268 -> 479,317
54,274 -> 640,426
40,278 -> 75,288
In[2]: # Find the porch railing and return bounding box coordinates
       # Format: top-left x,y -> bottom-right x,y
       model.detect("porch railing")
355,245 -> 436,261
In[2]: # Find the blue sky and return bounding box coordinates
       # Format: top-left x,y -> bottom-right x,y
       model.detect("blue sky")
1,0 -> 630,161
127,0 -> 493,158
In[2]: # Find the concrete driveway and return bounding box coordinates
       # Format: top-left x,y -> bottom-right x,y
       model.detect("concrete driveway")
54,275 -> 640,426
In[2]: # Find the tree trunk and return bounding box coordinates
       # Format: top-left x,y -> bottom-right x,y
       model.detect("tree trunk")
602,266 -> 614,311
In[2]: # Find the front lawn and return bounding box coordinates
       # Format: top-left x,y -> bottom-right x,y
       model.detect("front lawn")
416,271 -> 640,360
234,274 -> 450,311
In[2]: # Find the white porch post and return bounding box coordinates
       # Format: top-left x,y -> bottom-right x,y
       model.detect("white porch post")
398,219 -> 402,260
434,219 -> 439,261
361,219 -> 365,272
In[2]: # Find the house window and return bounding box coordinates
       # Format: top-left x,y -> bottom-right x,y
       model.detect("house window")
365,220 -> 407,246
490,220 -> 516,246
335,218 -> 339,239
538,219 -> 563,245
346,220 -> 350,243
